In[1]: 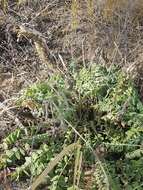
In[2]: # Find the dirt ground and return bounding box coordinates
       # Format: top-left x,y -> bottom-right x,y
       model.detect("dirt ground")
1,0 -> 143,189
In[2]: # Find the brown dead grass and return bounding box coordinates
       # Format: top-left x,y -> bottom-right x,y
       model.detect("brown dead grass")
1,0 -> 143,189
102,0 -> 143,21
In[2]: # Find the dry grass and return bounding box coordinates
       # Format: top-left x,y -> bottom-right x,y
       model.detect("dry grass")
1,0 -> 143,189
102,0 -> 143,22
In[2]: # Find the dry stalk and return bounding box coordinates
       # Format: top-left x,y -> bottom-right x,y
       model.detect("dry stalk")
0,0 -> 8,13
18,25 -> 56,73
30,143 -> 81,190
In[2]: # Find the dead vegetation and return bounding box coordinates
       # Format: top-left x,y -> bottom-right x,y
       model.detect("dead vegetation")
1,0 -> 143,189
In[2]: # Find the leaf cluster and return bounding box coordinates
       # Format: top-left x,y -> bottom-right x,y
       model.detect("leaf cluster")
1,64 -> 143,189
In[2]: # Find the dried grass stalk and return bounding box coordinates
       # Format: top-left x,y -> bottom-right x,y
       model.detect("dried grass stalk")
30,143 -> 81,190
18,25 -> 55,73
